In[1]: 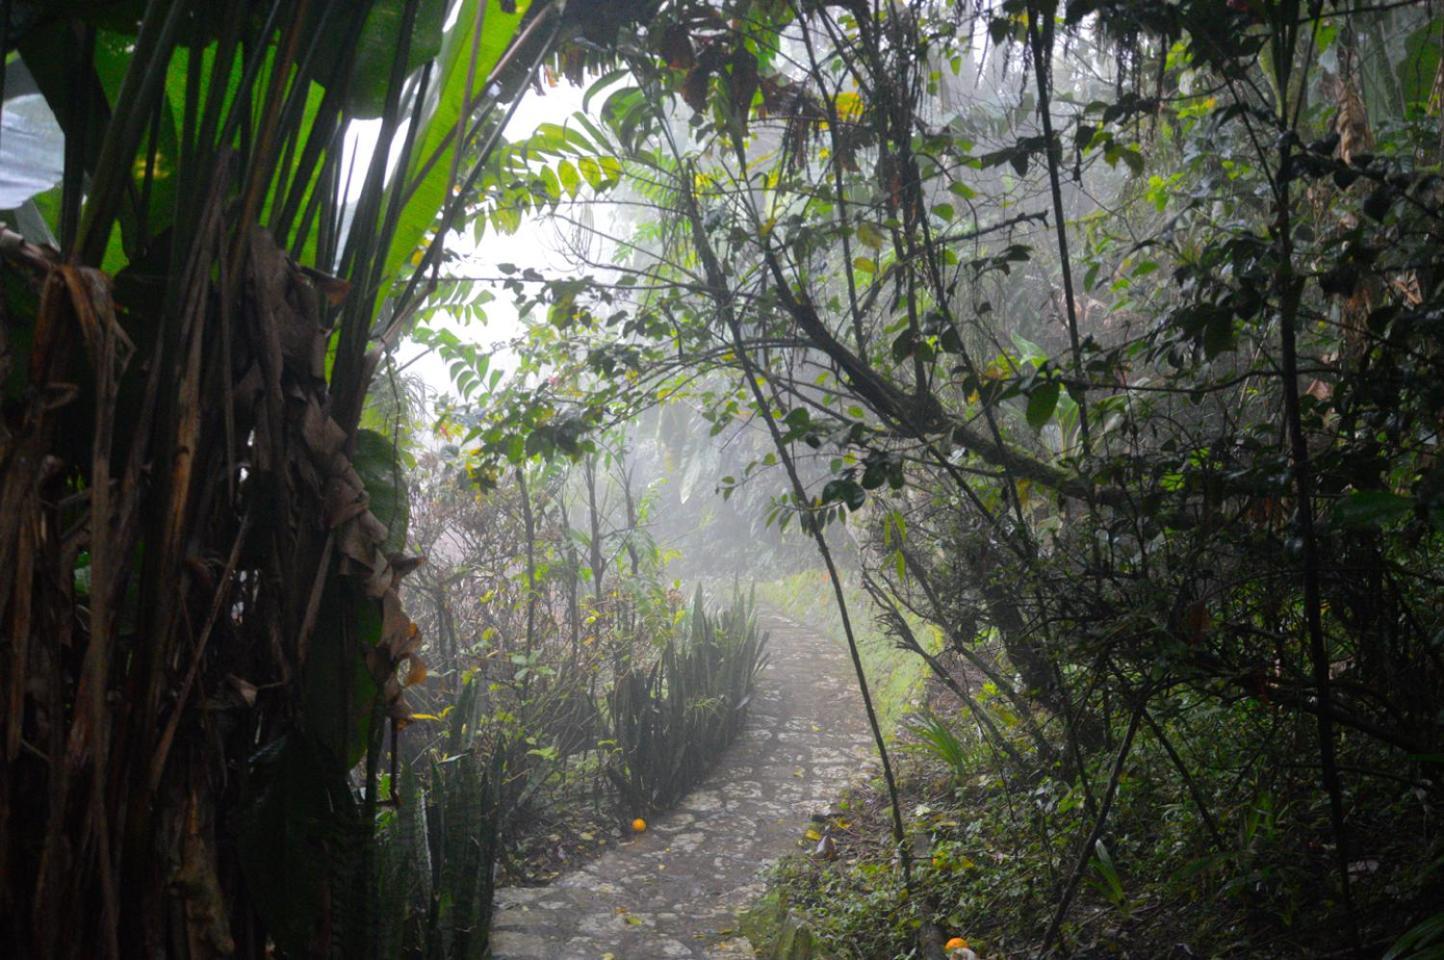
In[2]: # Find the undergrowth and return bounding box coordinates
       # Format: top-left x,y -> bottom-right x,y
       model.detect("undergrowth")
758,682 -> 1444,959
368,585 -> 767,954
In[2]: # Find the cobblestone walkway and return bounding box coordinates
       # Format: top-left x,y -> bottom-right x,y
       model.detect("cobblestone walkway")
489,613 -> 876,959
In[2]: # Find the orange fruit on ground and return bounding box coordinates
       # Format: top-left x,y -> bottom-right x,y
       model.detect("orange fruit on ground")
631,818 -> 647,833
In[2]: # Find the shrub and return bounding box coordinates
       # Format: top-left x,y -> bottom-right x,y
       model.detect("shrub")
606,586 -> 769,813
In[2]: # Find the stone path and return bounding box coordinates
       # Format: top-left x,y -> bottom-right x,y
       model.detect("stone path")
489,613 -> 876,959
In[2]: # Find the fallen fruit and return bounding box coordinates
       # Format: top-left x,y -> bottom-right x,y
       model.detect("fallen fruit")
944,937 -> 978,959
631,817 -> 647,833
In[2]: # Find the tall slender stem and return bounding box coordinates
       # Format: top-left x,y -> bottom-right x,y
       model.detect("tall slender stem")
1273,134 -> 1356,934
676,160 -> 915,889
1026,1 -> 1091,457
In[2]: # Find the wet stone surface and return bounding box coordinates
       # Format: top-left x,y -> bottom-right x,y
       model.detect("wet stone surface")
489,614 -> 876,960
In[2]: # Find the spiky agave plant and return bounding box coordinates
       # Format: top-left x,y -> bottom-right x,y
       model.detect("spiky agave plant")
373,673 -> 512,960
605,586 -> 768,814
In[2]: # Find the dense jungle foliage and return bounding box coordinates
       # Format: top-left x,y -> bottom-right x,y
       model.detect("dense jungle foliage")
2,0 -> 1444,958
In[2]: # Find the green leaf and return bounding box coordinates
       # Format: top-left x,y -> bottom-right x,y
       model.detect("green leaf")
822,478 -> 866,511
539,164 -> 561,202
1384,910 -> 1444,960
783,407 -> 811,430
347,0 -> 449,117
558,158 -> 581,199
855,221 -> 884,249
1011,333 -> 1048,366
382,0 -> 530,295
1332,490 -> 1413,529
352,429 -> 410,553
1202,311 -> 1234,360
26,27 -> 183,264
237,734 -> 360,958
305,579 -> 383,767
1398,19 -> 1443,109
578,155 -> 603,189
891,329 -> 916,362
597,155 -> 623,187
1025,381 -> 1060,430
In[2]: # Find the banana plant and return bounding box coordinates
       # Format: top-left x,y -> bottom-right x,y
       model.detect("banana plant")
0,2 -> 575,956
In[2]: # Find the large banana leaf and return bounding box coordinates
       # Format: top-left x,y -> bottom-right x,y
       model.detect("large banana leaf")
0,2 -> 549,956
380,0 -> 533,294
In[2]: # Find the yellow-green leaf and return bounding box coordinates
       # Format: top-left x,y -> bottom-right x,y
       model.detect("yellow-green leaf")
558,159 -> 581,199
